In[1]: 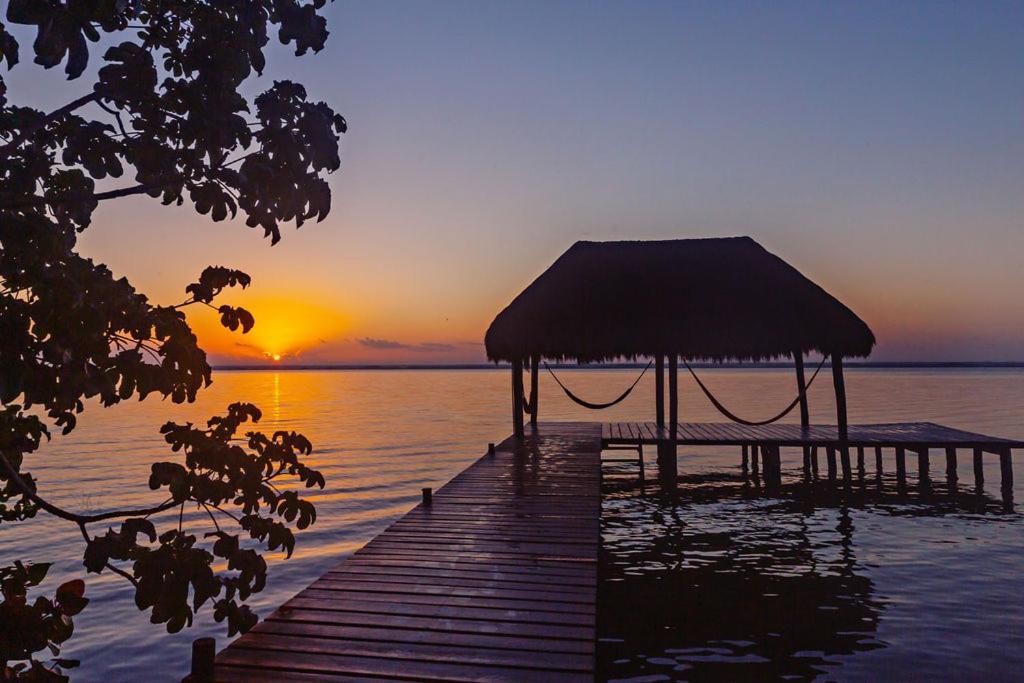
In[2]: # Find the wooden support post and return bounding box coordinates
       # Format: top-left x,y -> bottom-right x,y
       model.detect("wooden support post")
826,447 -> 837,480
655,355 -> 665,429
488,442 -> 495,456
831,355 -> 849,486
973,447 -> 984,492
794,351 -> 810,431
528,354 -> 539,427
190,637 -> 215,682
840,447 -> 852,481
794,352 -> 811,480
874,446 -> 884,489
741,444 -> 749,474
661,355 -> 679,485
856,446 -> 865,478
511,358 -> 524,440
1000,449 -> 1013,505
945,447 -> 958,490
831,354 -> 848,442
918,448 -> 931,492
811,446 -> 819,477
751,444 -> 760,479
896,447 -> 907,490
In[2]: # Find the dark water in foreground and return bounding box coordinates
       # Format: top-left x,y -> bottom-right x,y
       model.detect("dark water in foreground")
2,368 -> 1022,680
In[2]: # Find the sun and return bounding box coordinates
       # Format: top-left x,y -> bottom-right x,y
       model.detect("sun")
187,295 -> 348,363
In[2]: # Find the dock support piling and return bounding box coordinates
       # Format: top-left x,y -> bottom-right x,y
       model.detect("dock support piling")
945,447 -> 958,492
831,355 -> 849,486
826,446 -> 837,481
528,354 -> 539,427
875,446 -> 884,489
794,351 -> 811,480
655,355 -> 665,429
741,444 -> 749,475
794,351 -> 810,431
840,447 -> 852,482
918,448 -> 931,492
896,447 -> 907,491
811,446 -> 819,477
190,637 -> 215,682
751,444 -> 760,481
973,448 -> 984,492
511,358 -> 524,440
488,442 -> 495,456
857,446 -> 865,478
659,355 -> 678,486
1001,449 -> 1013,507
831,354 -> 848,442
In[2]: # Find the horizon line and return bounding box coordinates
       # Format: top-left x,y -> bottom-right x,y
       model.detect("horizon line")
211,361 -> 1024,371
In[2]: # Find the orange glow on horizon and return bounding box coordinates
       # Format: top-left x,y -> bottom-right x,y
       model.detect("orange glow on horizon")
188,295 -> 349,362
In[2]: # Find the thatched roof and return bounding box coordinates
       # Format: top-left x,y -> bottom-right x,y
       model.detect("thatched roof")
485,237 -> 875,363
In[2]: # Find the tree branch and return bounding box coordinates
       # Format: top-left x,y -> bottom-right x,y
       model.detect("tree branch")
0,453 -> 179,524
0,93 -> 100,158
0,183 -> 166,211
93,183 -> 164,202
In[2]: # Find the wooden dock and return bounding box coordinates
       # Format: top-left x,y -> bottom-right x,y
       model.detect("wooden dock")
205,423 -> 602,682
601,420 -> 1024,450
602,420 -> 1020,501
192,419 -> 1021,681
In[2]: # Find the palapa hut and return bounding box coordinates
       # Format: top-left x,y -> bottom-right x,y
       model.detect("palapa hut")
485,237 -> 876,474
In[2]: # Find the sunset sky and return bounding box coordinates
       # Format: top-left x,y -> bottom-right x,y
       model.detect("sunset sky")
8,2 -> 1024,364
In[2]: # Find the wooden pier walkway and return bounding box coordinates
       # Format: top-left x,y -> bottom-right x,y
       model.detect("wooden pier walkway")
602,420 -> 1024,451
207,423 -> 602,682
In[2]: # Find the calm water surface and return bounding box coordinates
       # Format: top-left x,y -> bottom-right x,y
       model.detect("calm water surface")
2,368 -> 1022,681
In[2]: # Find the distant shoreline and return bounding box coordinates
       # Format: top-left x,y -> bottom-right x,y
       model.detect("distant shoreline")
212,361 -> 1024,371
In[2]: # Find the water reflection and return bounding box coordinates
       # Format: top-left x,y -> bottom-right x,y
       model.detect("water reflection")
598,457 -> 1015,681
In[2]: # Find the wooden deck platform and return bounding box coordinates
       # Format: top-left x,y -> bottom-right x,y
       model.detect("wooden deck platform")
602,420 -> 1020,503
205,423 -> 602,682
602,421 -> 1024,451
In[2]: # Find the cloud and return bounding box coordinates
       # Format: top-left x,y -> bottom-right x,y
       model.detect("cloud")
356,337 -> 476,353
357,337 -> 410,350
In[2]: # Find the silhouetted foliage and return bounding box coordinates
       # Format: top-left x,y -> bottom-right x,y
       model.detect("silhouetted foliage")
0,2 -> 343,678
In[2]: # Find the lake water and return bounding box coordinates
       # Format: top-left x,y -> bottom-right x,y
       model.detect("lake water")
3,368 -> 1022,681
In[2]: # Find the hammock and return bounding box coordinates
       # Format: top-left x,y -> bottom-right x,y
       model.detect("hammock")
681,356 -> 827,426
545,361 -> 653,410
